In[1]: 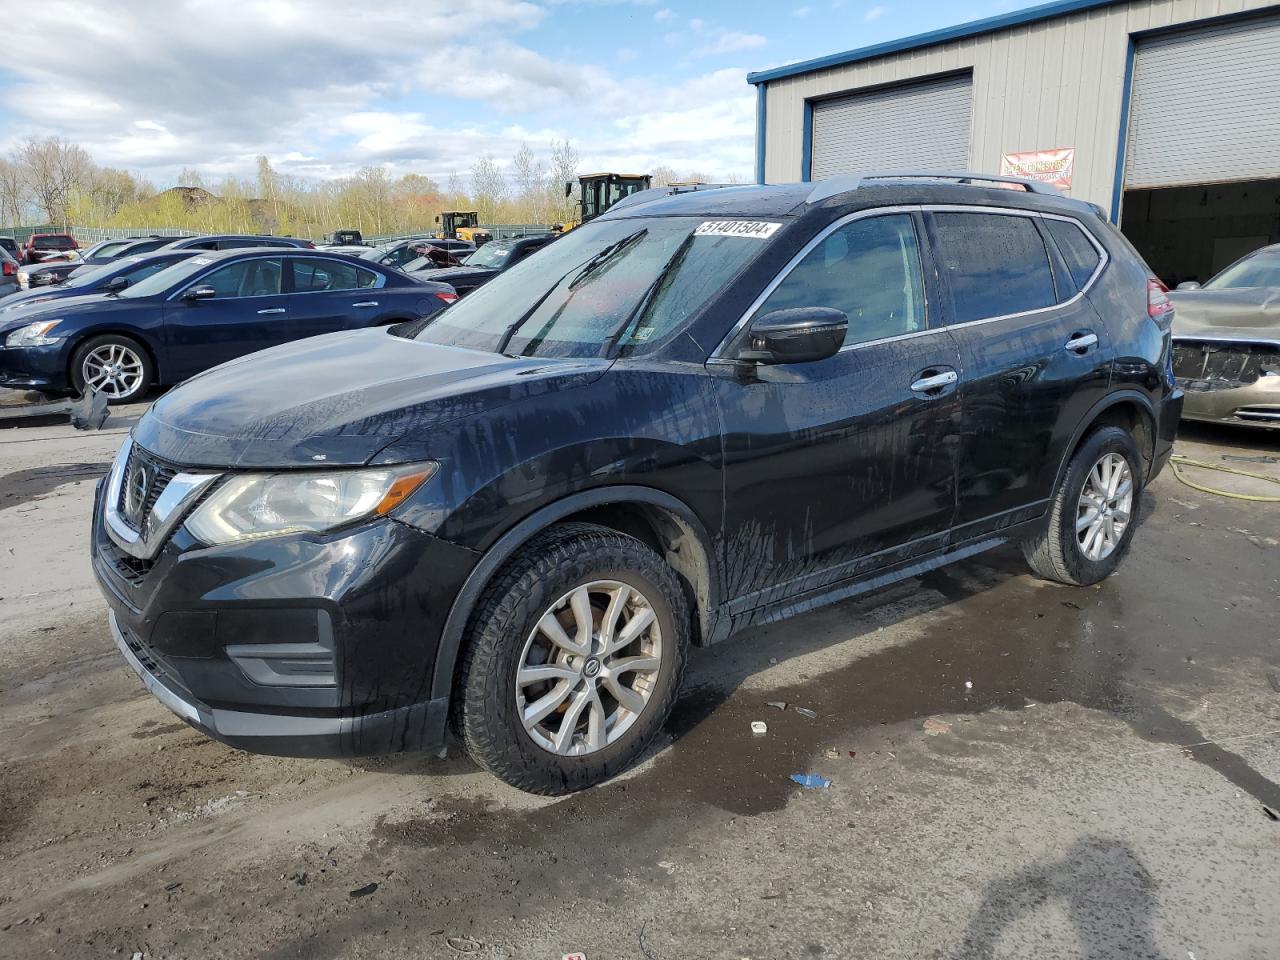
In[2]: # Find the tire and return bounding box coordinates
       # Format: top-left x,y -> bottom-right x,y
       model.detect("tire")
1022,425 -> 1143,586
454,522 -> 690,795
69,334 -> 153,405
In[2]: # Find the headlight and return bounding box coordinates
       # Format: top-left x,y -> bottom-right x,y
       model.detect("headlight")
5,319 -> 63,347
184,463 -> 436,545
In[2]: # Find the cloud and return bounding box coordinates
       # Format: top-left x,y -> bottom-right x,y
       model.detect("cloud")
0,0 -> 754,184
864,4 -> 886,21
653,7 -> 674,20
794,6 -> 813,16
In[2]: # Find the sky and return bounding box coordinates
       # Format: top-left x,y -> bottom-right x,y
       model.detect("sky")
0,0 -> 1021,188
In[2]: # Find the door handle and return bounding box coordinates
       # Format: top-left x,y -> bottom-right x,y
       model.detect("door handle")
257,308 -> 286,315
1065,331 -> 1098,354
352,301 -> 378,308
910,369 -> 959,395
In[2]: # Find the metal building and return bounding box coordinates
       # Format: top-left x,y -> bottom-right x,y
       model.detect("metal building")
749,0 -> 1280,285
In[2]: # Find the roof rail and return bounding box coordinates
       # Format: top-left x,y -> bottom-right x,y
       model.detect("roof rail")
806,171 -> 1064,205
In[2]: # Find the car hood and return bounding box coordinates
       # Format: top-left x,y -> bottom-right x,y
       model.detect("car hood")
1169,286 -> 1280,344
428,266 -> 498,282
132,327 -> 610,469
0,292 -> 119,332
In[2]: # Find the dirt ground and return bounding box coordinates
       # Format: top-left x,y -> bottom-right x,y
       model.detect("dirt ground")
1,393 -> 1278,960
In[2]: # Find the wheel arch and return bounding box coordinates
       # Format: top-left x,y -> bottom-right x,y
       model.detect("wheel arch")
429,485 -> 720,702
1054,391 -> 1157,491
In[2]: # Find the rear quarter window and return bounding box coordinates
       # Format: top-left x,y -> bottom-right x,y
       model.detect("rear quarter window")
1043,218 -> 1103,291
930,212 -> 1057,323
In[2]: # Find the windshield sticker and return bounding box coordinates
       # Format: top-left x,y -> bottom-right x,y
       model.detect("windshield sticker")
191,257 -> 213,265
694,220 -> 781,240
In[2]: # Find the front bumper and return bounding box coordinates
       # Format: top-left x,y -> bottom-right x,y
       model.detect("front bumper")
93,476 -> 479,758
1177,374 -> 1280,428
0,341 -> 71,391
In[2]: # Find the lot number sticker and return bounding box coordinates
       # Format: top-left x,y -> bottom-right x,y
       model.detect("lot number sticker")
694,220 -> 781,239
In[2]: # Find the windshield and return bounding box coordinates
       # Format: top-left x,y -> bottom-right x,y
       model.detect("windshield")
1205,252 -> 1280,289
463,242 -> 515,268
409,216 -> 777,359
118,255 -> 215,298
64,263 -> 114,286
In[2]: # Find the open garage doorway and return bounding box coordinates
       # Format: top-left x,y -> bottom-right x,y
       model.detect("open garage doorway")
1120,178 -> 1280,288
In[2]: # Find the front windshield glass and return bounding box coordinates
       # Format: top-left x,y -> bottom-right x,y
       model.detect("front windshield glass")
409,216 -> 778,359
64,263 -> 115,286
117,255 -> 215,298
463,243 -> 514,268
1205,253 -> 1280,289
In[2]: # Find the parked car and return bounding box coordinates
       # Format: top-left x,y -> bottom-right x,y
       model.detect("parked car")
413,234 -> 555,295
1,249 -> 456,403
89,173 -> 1181,795
21,232 -> 79,264
1169,242 -> 1280,428
0,251 -> 199,313
80,236 -> 176,263
0,247 -> 18,297
0,237 -> 22,260
16,254 -> 87,291
358,237 -> 440,269
159,234 -> 316,251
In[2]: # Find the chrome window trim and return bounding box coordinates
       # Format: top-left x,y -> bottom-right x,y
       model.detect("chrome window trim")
164,254 -> 385,302
709,204 -> 1111,362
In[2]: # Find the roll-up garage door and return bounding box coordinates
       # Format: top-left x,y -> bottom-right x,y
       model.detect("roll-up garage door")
1125,14 -> 1280,189
810,73 -> 973,182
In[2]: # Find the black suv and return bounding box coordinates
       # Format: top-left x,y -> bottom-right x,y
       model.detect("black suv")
93,174 -> 1182,794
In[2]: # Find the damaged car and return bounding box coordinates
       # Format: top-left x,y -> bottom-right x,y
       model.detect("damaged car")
92,173 -> 1181,795
1170,243 -> 1280,428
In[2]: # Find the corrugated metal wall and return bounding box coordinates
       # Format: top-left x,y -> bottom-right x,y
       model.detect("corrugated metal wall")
811,74 -> 974,180
761,0 -> 1280,210
1126,13 -> 1280,188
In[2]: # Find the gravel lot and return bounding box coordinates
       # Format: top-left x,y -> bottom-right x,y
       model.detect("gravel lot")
1,390 -> 1278,959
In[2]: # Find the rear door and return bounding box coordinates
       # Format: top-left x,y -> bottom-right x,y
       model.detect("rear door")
162,256 -> 288,378
714,210 -> 964,608
924,208 -> 1112,540
284,256 -> 388,333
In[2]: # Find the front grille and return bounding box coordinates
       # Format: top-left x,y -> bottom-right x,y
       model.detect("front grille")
99,536 -> 149,586
1172,340 -> 1280,387
116,445 -> 181,533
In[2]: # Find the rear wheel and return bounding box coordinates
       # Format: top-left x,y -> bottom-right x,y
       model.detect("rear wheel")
70,334 -> 153,404
1022,426 -> 1143,585
455,523 -> 689,795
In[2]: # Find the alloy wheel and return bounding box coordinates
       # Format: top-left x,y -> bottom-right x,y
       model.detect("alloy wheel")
82,343 -> 144,399
516,580 -> 663,756
1076,452 -> 1133,562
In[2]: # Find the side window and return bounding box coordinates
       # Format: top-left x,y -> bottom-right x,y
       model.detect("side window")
197,258 -> 283,298
930,213 -> 1056,323
753,213 -> 926,348
291,259 -> 377,292
1044,218 -> 1103,292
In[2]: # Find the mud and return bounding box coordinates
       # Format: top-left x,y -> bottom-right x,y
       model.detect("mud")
1,410 -> 1279,959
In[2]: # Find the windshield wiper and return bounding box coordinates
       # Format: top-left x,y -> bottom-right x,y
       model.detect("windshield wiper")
494,229 -> 648,356
597,232 -> 697,359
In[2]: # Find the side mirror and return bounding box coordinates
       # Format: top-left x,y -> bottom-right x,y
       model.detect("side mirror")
104,276 -> 130,292
1175,281 -> 1201,291
434,215 -> 441,224
737,307 -> 848,365
564,181 -> 573,198
183,285 -> 216,301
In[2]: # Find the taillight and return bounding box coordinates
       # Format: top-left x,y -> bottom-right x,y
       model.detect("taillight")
435,291 -> 459,305
1147,278 -> 1174,323
2,261 -> 13,277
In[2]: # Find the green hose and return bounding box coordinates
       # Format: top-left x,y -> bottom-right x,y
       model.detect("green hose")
1169,454 -> 1280,503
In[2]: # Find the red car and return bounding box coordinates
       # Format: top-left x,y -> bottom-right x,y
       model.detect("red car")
21,233 -> 79,264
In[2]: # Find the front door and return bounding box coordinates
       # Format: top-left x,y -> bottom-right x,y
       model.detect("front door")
163,256 -> 287,380
713,211 -> 963,609
923,209 -> 1114,541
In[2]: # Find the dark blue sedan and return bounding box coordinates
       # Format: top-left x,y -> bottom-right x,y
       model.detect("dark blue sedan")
0,249 -> 458,403
0,250 -> 200,313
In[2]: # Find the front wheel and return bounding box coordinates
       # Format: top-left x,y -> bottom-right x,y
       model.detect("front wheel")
455,523 -> 690,795
1022,425 -> 1143,586
70,334 -> 153,404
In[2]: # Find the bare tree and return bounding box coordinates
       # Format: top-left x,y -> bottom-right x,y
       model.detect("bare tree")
0,158 -> 30,226
470,155 -> 508,224
547,139 -> 579,224
511,142 -> 546,223
15,137 -> 94,225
